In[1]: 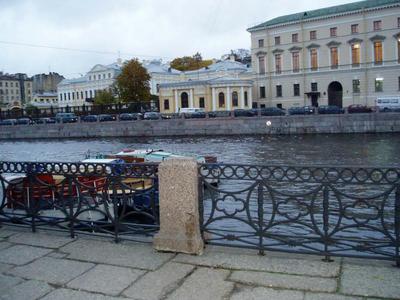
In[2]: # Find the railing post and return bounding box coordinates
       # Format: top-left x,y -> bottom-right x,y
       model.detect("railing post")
257,181 -> 265,255
395,185 -> 400,267
154,158 -> 204,255
322,185 -> 333,262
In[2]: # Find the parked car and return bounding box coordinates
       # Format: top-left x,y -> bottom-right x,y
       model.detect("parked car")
144,112 -> 161,120
233,109 -> 256,117
98,114 -> 116,122
81,115 -> 98,122
318,105 -> 344,114
16,118 -> 33,125
35,117 -> 56,124
119,113 -> 143,121
347,104 -> 372,114
55,113 -> 78,123
179,108 -> 206,119
288,106 -> 315,115
259,107 -> 286,116
0,119 -> 17,126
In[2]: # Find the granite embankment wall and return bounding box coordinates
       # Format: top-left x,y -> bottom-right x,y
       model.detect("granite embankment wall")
1,113 -> 400,139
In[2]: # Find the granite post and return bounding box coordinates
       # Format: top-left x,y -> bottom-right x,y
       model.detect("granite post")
153,158 -> 204,255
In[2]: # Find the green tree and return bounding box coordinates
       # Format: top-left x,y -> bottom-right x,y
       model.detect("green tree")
115,59 -> 151,103
170,53 -> 212,71
94,89 -> 116,105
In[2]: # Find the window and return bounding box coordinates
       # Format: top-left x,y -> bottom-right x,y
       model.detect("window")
330,27 -> 337,37
310,30 -> 317,40
244,92 -> 248,106
90,90 -> 93,98
351,44 -> 360,66
293,84 -> 300,96
108,73 -> 111,78
199,97 -> 205,108
16,82 -> 18,87
276,85 -> 282,97
374,41 -> 383,64
292,33 -> 298,43
351,24 -> 358,34
398,77 -> 400,90
156,84 -> 160,93
72,92 -> 75,100
81,91 -> 84,99
353,79 -> 360,93
275,36 -> 280,45
218,92 -> 225,107
103,74 -> 106,79
98,75 -> 101,80
373,20 -> 382,31
258,39 -> 264,48
292,52 -> 300,72
164,99 -> 169,110
68,93 -> 71,100
398,39 -> 400,62
232,91 -> 238,107
311,82 -> 318,92
259,87 -> 266,98
275,54 -> 282,74
330,47 -> 338,69
375,78 -> 383,92
258,56 -> 265,74
5,82 -> 7,87
310,48 -> 318,70
181,92 -> 189,108
10,82 -> 13,87
64,93 -> 66,100
89,76 -> 91,80
60,94 -> 63,101
398,17 -> 400,28
85,91 -> 88,99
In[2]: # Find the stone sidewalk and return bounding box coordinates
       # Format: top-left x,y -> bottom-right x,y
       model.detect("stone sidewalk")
0,226 -> 399,300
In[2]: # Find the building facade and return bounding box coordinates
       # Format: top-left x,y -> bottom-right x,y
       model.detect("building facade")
248,0 -> 400,108
32,72 -> 64,94
158,59 -> 253,113
57,62 -> 121,108
0,73 -> 32,109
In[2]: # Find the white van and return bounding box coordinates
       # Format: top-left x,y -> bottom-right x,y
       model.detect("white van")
376,96 -> 400,111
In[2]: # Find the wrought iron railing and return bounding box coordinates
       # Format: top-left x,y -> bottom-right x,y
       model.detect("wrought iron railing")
199,164 -> 400,266
0,161 -> 159,242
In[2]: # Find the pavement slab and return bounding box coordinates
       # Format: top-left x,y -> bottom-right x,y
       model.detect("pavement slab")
230,286 -> 304,300
41,288 -> 128,300
230,270 -> 337,292
0,279 -> 54,300
0,241 -> 12,251
0,273 -> 24,293
0,263 -> 13,273
60,239 -> 174,270
304,292 -> 363,300
340,264 -> 400,299
0,228 -> 19,238
8,256 -> 94,284
166,267 -> 234,300
8,232 -> 74,248
174,250 -> 340,277
123,262 -> 195,300
67,264 -> 145,296
0,244 -> 52,265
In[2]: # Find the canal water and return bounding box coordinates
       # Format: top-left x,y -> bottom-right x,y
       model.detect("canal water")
0,133 -> 399,166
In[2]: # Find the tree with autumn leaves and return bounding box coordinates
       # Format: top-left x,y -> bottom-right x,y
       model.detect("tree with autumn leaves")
115,58 -> 151,103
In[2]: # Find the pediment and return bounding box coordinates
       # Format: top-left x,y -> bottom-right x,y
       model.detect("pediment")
347,38 -> 363,44
255,51 -> 267,56
306,43 -> 320,49
326,40 -> 341,47
88,64 -> 108,73
369,34 -> 386,41
272,48 -> 284,54
288,46 -> 302,52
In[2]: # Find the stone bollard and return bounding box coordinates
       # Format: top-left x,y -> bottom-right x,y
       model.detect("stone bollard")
154,158 -> 204,255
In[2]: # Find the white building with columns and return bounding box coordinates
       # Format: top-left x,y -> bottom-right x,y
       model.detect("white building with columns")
158,60 -> 253,113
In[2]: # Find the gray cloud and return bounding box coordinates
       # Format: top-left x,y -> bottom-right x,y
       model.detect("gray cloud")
0,0 -> 352,77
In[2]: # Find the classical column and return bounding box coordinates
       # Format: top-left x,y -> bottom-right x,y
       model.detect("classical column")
248,87 -> 253,108
189,88 -> 194,108
226,86 -> 231,111
212,87 -> 216,111
174,89 -> 179,113
240,86 -> 245,109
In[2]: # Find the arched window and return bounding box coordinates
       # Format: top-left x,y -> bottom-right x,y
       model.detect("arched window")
218,92 -> 225,108
181,92 -> 189,108
232,91 -> 238,107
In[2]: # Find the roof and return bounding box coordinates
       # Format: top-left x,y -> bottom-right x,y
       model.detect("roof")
248,0 -> 400,31
159,76 -> 253,88
185,60 -> 249,74
58,77 -> 87,85
143,60 -> 181,74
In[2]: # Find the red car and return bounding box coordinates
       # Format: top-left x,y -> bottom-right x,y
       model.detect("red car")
348,105 -> 372,114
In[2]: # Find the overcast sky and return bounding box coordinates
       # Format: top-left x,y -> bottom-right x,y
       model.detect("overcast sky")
0,0 -> 354,78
